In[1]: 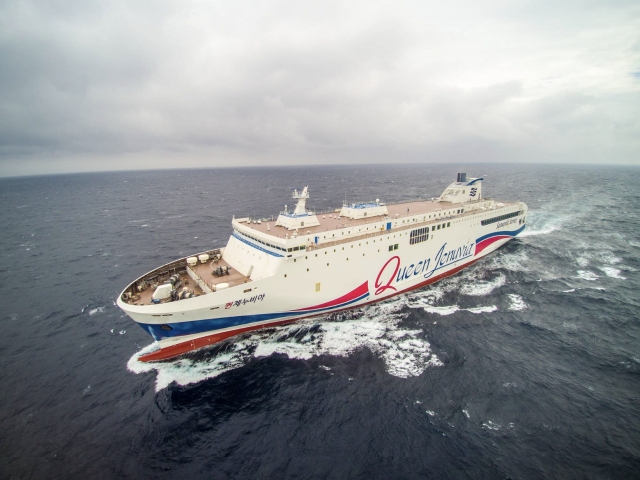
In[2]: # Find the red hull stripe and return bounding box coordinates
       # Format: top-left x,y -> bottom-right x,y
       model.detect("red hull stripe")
293,281 -> 369,312
138,317 -> 300,362
475,235 -> 510,255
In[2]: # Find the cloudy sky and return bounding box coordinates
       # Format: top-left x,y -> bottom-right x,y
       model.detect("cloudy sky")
1,0 -> 639,176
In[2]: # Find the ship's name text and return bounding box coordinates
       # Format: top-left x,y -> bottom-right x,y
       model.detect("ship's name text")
375,242 -> 474,295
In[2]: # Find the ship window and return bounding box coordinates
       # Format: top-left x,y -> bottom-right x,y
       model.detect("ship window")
287,248 -> 292,252
316,282 -> 321,292
447,222 -> 450,227
293,247 -> 299,251
307,268 -> 309,271
389,245 -> 394,252
284,274 -> 287,278
294,259 -> 296,262
480,210 -> 520,226
300,246 -> 305,250
437,224 -> 441,230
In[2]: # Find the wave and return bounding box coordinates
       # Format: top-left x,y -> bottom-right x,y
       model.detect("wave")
460,273 -> 506,296
519,210 -> 566,237
507,294 -> 527,311
576,270 -> 599,281
599,267 -> 626,280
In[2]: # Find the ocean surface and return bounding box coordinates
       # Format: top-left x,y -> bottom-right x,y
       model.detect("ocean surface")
1,163 -> 639,479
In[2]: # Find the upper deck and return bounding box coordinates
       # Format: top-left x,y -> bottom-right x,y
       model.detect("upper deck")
239,197 -> 492,239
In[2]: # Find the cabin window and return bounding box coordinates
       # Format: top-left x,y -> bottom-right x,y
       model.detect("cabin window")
293,247 -> 299,251
316,283 -> 321,292
287,248 -> 292,252
394,244 -> 398,250
389,245 -> 394,252
447,222 -> 450,227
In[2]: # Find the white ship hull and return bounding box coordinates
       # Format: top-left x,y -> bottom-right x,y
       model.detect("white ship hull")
118,175 -> 527,361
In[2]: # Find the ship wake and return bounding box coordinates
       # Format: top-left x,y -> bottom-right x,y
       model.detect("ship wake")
128,297 -> 442,392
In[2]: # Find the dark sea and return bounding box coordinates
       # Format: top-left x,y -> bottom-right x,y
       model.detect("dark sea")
1,163 -> 639,479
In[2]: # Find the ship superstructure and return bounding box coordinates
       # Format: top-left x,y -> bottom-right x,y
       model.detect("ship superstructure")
118,173 -> 527,361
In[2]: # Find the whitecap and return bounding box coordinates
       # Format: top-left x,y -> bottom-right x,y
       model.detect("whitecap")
460,274 -> 506,296
562,289 -> 575,293
466,305 -> 498,314
599,252 -> 621,265
462,409 -> 470,419
599,267 -> 626,280
482,420 -> 501,431
576,256 -> 589,267
425,410 -> 435,416
88,307 -> 105,315
576,270 -> 599,281
507,294 -> 527,311
518,212 -> 564,237
489,250 -> 529,272
422,305 -> 459,316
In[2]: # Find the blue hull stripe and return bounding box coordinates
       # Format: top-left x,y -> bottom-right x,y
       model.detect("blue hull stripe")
142,292 -> 370,340
476,225 -> 525,243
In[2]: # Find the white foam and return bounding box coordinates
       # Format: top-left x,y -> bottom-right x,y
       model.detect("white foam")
576,256 -> 589,267
425,410 -> 435,416
422,305 -> 459,315
460,273 -> 506,296
482,420 -> 501,431
599,251 -> 621,265
600,267 -> 626,280
127,297 -> 443,391
562,289 -> 575,293
88,307 -> 105,316
518,211 -> 564,237
462,409 -> 470,419
489,250 -> 529,272
629,241 -> 640,248
466,305 -> 498,314
507,294 -> 527,311
576,270 -> 599,281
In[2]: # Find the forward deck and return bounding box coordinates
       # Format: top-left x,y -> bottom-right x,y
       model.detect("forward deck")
122,255 -> 251,306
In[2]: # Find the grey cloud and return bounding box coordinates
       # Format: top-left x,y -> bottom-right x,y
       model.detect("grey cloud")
0,0 -> 639,176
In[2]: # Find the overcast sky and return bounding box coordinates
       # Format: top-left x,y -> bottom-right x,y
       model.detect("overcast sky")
0,0 -> 639,176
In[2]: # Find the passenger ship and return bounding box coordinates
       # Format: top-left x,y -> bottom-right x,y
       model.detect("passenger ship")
118,173 -> 527,362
